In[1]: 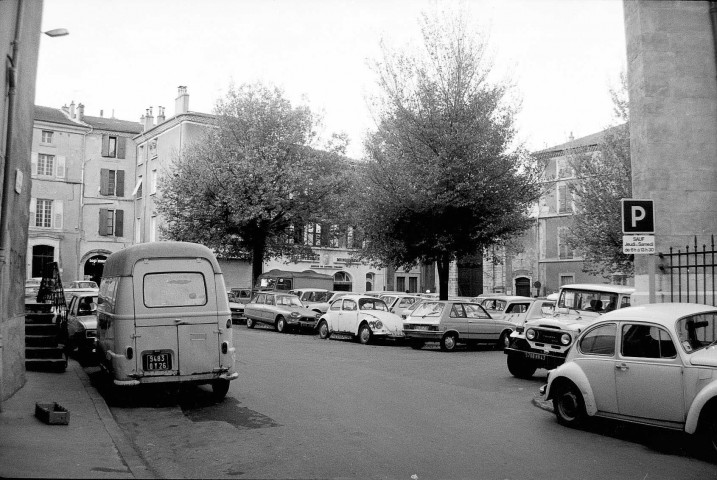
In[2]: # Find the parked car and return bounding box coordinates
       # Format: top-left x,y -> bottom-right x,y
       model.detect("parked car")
504,297 -> 556,330
64,280 -> 99,302
66,292 -> 98,357
316,294 -> 404,344
24,277 -> 42,300
289,288 -> 347,314
505,283 -> 635,378
244,292 -> 320,332
403,299 -> 515,351
380,294 -> 422,317
541,302 -> 717,458
227,287 -> 252,324
474,295 -> 534,321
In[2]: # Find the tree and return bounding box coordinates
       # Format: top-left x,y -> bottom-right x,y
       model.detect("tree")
155,83 -> 350,284
566,72 -> 633,278
357,6 -> 542,300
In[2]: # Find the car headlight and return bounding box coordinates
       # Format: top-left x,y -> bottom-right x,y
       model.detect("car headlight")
526,328 -> 536,340
560,333 -> 572,345
315,313 -> 321,320
290,311 -> 300,318
369,320 -> 383,329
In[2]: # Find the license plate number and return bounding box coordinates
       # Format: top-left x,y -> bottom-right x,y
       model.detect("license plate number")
143,353 -> 172,371
525,352 -> 546,361
413,325 -> 429,331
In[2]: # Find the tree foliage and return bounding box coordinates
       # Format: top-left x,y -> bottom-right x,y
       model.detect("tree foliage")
566,72 -> 632,278
155,83 -> 350,283
357,6 -> 542,299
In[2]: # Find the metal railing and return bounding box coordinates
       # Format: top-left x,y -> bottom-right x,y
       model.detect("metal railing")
658,235 -> 716,306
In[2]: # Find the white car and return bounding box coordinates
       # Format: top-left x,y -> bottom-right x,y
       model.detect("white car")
542,302 -> 717,457
380,294 -> 422,317
316,294 -> 405,344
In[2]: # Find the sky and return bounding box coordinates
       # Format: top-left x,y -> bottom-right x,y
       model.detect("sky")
35,0 -> 627,159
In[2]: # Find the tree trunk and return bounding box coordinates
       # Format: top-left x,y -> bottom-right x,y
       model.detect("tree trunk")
437,254 -> 450,300
251,237 -> 266,288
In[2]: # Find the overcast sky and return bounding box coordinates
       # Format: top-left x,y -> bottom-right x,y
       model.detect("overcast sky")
36,0 -> 627,159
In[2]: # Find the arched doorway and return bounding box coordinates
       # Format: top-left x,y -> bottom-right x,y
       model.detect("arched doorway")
365,272 -> 375,292
333,271 -> 353,292
31,245 -> 54,278
515,277 -> 531,297
84,255 -> 107,286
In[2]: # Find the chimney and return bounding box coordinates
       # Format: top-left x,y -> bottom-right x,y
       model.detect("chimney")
61,104 -> 69,114
100,109 -> 104,118
157,106 -> 165,124
77,103 -> 84,122
143,107 -> 154,131
175,86 -> 189,115
69,100 -> 76,119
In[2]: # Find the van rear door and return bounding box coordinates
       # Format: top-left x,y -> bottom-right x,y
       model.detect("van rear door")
132,258 -> 220,377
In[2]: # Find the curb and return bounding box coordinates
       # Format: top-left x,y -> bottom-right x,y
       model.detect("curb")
72,361 -> 157,479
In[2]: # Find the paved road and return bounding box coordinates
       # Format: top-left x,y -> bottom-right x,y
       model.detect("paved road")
96,325 -> 717,479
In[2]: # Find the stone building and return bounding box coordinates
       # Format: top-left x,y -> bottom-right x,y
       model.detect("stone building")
29,104 -> 141,285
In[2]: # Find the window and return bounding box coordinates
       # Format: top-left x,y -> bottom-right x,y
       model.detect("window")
621,324 -> 676,359
138,145 -> 145,165
559,274 -> 574,286
365,272 -> 374,292
409,277 -> 418,293
98,209 -> 124,237
135,218 -> 141,243
265,295 -> 275,306
329,225 -> 341,248
149,139 -> 157,159
450,304 -> 467,318
101,135 -> 126,158
133,176 -> 143,199
100,169 -> 125,196
41,130 -> 54,144
330,299 -> 341,311
143,272 -> 207,307
579,323 -> 616,356
558,227 -> 574,260
342,299 -> 357,311
31,198 -> 62,229
37,154 -> 55,176
396,276 -> 406,292
149,216 -> 157,242
304,224 -> 321,246
150,169 -> 157,195
333,271 -> 352,291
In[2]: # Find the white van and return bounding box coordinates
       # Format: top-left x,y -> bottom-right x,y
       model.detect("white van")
97,242 -> 238,399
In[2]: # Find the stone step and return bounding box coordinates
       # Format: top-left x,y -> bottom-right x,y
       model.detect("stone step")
25,334 -> 60,348
25,346 -> 65,360
25,323 -> 59,336
25,357 -> 67,373
25,302 -> 54,313
25,312 -> 57,324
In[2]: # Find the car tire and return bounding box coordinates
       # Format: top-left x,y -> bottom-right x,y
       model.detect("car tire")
211,379 -> 230,401
496,331 -> 511,350
276,316 -> 287,333
699,405 -> 717,460
506,353 -> 537,379
409,340 -> 424,350
317,320 -> 330,339
440,333 -> 458,351
358,324 -> 371,345
553,381 -> 587,428
246,318 -> 255,329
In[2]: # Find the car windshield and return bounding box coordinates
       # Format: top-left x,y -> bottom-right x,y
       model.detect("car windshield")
558,289 -> 619,313
359,298 -> 389,311
278,296 -> 303,307
307,291 -> 332,302
675,312 -> 717,353
411,301 -> 445,317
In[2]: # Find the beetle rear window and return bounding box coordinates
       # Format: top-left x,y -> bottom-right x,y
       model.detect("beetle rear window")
144,272 -> 207,307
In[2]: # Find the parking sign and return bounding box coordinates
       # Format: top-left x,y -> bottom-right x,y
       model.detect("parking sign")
621,199 -> 654,234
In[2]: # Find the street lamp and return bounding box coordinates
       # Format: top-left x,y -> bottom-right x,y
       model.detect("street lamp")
43,28 -> 69,37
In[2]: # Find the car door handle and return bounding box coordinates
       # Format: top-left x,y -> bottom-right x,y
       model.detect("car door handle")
615,363 -> 629,371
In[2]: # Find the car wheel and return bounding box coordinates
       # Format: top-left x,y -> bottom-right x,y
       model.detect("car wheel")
409,340 -> 424,350
440,333 -> 458,351
506,353 -> 537,379
317,320 -> 330,339
553,381 -> 587,427
496,331 -> 511,350
358,324 -> 371,345
210,379 -> 230,401
276,316 -> 287,333
246,318 -> 255,329
700,406 -> 717,459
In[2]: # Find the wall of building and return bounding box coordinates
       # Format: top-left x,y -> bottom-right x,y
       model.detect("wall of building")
624,0 -> 717,304
0,0 -> 43,406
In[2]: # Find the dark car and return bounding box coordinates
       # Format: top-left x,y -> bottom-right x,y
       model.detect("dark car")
66,293 -> 98,357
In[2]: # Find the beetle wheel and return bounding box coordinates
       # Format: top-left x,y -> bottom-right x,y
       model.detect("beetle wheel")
317,320 -> 330,339
553,382 -> 587,427
440,333 -> 457,351
358,324 -> 371,345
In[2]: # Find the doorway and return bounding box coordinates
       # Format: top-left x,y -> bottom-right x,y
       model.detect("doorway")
84,255 -> 107,286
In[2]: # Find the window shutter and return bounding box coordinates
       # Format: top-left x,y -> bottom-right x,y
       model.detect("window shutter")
54,201 -> 63,230
558,184 -> 567,213
116,170 -> 125,197
99,209 -> 109,236
100,169 -> 109,195
320,223 -> 328,246
31,152 -> 38,176
115,210 -> 124,237
56,156 -> 66,179
101,135 -> 109,157
29,198 -> 36,226
117,137 -> 126,159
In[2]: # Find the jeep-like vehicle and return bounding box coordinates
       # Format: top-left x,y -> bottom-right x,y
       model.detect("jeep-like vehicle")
504,284 -> 635,378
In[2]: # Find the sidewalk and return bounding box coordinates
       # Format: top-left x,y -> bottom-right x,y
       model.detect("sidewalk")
0,358 -> 155,479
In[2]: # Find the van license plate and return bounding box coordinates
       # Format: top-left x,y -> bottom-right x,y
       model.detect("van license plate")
525,352 -> 546,361
143,353 -> 172,371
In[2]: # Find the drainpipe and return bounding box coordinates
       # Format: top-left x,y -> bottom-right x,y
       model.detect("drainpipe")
710,2 -> 717,80
77,125 -> 93,279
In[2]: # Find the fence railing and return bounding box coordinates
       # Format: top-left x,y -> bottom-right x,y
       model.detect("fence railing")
658,235 -> 716,306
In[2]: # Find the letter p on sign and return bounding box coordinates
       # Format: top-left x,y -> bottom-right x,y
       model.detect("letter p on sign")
622,199 -> 654,234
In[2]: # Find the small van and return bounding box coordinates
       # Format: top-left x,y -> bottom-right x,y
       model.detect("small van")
96,242 -> 238,400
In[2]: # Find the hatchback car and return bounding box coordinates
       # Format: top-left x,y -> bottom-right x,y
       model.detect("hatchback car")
66,293 -> 98,356
403,300 -> 515,351
542,303 -> 717,457
244,292 -> 320,332
316,294 -> 404,344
